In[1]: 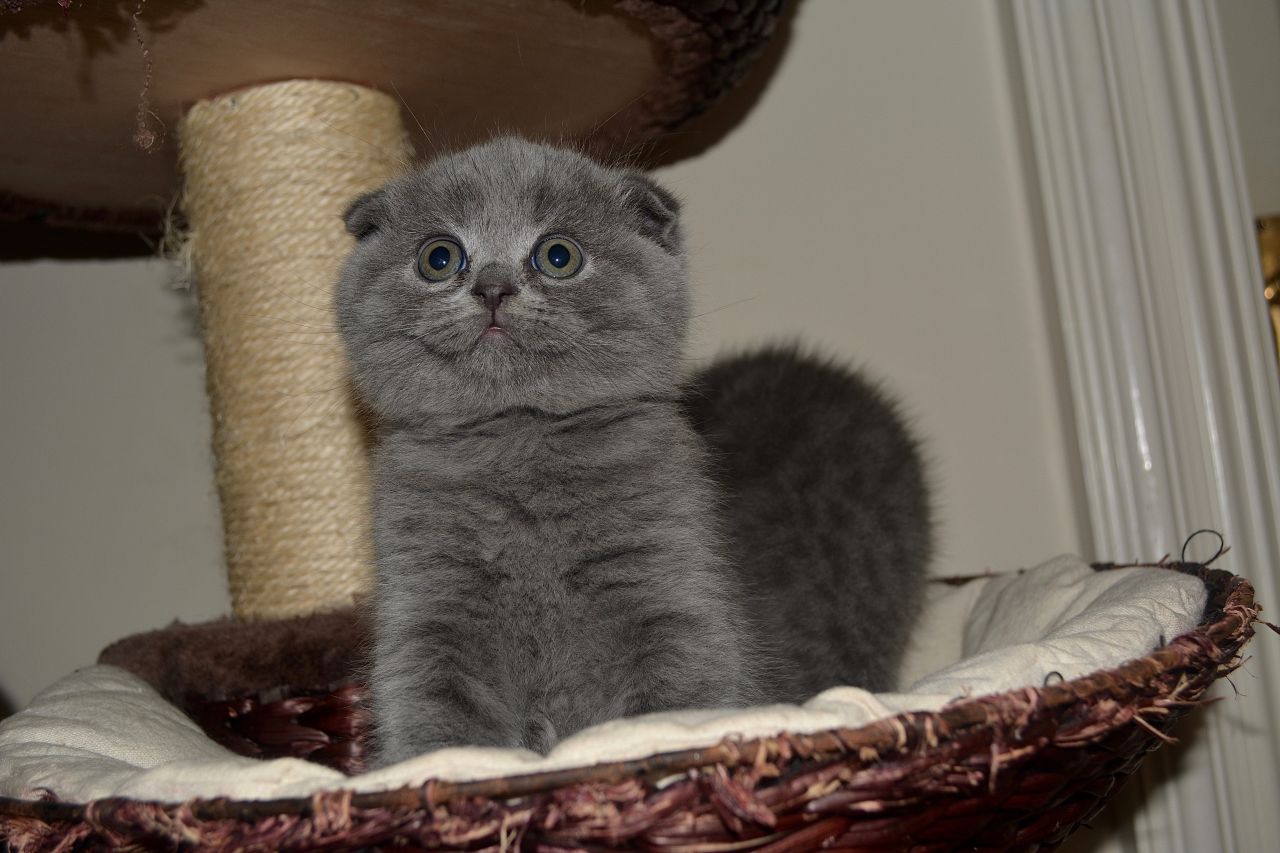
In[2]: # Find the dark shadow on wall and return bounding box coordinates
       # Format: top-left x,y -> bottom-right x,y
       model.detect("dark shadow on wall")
0,221 -> 157,261
1057,708 -> 1215,853
0,683 -> 16,722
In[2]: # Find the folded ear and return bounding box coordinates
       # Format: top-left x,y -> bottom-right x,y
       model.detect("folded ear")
343,188 -> 390,240
619,173 -> 682,252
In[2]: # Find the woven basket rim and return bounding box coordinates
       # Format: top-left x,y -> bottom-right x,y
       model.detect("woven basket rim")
0,558 -> 1257,827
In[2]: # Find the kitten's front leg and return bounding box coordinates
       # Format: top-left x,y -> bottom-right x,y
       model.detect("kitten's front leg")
623,608 -> 757,715
370,618 -> 514,766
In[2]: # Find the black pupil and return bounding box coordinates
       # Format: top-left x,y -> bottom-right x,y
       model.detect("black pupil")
427,245 -> 452,271
547,243 -> 571,269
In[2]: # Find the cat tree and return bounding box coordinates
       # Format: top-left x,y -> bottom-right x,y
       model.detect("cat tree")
1,0 -> 782,620
0,2 -> 1263,851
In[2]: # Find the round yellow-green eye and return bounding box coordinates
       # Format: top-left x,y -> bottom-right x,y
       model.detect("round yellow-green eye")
532,236 -> 584,278
417,237 -> 466,282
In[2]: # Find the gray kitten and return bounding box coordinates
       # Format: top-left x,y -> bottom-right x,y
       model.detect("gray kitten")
338,137 -> 933,765
337,137 -> 757,765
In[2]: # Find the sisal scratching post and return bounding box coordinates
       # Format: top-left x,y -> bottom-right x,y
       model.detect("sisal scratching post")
179,80 -> 411,620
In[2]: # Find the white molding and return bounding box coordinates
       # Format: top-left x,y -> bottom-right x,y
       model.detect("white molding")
1011,1 -> 1280,852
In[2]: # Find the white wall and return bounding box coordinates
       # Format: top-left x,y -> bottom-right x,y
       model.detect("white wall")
0,263 -> 226,715
0,0 -> 1086,711
1215,0 -> 1280,217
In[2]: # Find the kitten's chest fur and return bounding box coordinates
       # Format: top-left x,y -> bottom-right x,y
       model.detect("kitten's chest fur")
369,401 -> 747,755
377,402 -> 704,587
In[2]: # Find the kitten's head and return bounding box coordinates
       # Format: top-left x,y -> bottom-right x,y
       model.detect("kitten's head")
336,137 -> 688,423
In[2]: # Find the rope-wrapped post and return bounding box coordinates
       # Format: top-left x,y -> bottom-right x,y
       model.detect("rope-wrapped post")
179,80 -> 410,620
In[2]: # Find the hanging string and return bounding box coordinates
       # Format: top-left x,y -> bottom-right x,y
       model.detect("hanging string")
1180,529 -> 1226,566
130,0 -> 163,153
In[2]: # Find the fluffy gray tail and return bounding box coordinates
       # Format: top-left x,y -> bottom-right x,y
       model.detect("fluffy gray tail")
682,346 -> 933,701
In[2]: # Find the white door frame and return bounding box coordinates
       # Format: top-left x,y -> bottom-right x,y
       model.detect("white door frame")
1010,1 -> 1280,851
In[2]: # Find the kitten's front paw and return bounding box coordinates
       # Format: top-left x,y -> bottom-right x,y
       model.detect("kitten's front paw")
371,732 -> 466,768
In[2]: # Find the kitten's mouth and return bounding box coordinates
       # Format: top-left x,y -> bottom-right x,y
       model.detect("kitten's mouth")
480,311 -> 511,340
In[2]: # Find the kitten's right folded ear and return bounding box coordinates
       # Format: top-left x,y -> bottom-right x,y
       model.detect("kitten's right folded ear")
619,173 -> 682,252
344,189 -> 390,240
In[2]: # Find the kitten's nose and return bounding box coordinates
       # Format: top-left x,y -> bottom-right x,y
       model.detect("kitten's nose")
471,267 -> 516,311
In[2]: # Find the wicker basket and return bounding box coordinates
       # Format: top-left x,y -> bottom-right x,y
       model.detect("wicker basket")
0,559 -> 1262,852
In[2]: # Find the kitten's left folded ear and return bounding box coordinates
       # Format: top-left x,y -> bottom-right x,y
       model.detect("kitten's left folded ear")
343,188 -> 390,240
619,173 -> 682,252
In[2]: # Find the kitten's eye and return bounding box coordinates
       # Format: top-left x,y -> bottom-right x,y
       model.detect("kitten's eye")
417,237 -> 467,282
532,236 -> 584,279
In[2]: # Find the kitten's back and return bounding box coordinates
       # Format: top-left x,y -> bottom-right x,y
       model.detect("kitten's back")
683,347 -> 932,701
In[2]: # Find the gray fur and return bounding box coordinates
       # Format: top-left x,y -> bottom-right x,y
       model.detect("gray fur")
683,347 -> 933,701
337,138 -> 756,765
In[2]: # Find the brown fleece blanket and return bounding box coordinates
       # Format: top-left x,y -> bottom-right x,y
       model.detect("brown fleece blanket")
98,608 -> 369,708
